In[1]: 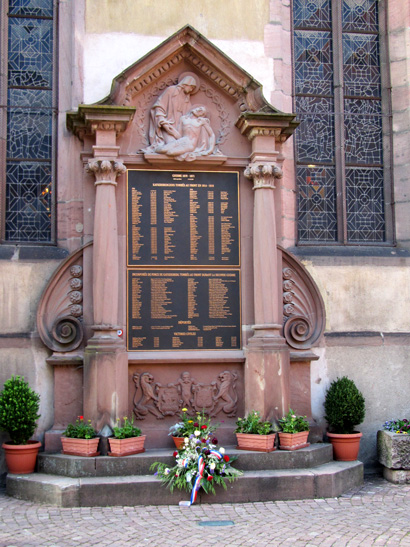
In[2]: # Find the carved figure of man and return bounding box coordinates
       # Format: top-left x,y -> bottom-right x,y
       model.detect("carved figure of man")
145,75 -> 197,152
175,371 -> 197,410
155,106 -> 215,161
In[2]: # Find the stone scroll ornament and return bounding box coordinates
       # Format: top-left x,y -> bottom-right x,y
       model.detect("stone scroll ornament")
281,248 -> 326,350
37,245 -> 91,353
132,370 -> 239,420
142,73 -> 219,162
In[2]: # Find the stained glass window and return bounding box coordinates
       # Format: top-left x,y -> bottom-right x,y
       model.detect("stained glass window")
3,0 -> 55,243
293,0 -> 387,244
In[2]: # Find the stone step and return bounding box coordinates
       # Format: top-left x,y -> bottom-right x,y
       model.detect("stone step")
38,444 -> 334,477
6,460 -> 363,507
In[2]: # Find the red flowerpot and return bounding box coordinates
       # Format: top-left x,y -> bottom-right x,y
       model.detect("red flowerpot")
327,432 -> 362,461
108,435 -> 146,456
278,431 -> 310,451
172,436 -> 186,449
236,433 -> 276,452
2,441 -> 41,474
61,437 -> 100,457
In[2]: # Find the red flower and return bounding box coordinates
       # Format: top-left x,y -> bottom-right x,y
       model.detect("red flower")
201,425 -> 207,430
173,451 -> 178,457
212,438 -> 218,444
224,455 -> 230,462
201,438 -> 206,443
207,476 -> 213,481
194,422 -> 199,427
78,416 -> 84,420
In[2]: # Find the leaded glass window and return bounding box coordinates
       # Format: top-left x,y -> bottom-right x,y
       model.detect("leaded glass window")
293,0 -> 390,244
1,0 -> 56,243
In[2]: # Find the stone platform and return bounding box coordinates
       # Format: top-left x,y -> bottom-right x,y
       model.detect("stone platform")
5,443 -> 363,507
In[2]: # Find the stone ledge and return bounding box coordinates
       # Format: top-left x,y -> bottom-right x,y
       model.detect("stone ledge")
6,460 -> 363,507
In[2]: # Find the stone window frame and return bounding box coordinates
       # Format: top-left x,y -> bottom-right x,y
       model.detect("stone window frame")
0,0 -> 58,245
291,0 -> 394,246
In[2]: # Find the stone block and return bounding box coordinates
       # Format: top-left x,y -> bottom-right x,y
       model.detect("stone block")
377,430 -> 410,469
383,467 -> 410,484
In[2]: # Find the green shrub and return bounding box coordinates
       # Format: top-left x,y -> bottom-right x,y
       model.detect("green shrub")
0,375 -> 41,445
324,376 -> 365,434
234,410 -> 274,435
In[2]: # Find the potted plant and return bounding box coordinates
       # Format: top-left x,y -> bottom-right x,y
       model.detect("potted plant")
324,376 -> 365,461
108,416 -> 146,456
0,375 -> 41,474
152,420 -> 242,505
234,410 -> 276,452
278,409 -> 310,451
61,416 -> 100,457
169,409 -> 217,449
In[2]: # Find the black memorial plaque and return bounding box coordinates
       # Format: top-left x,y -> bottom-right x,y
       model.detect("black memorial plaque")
127,269 -> 241,351
127,170 -> 240,267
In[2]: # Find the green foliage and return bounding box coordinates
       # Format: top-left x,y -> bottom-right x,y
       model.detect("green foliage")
278,409 -> 310,433
63,416 -> 96,439
234,410 -> 274,435
383,418 -> 410,434
112,416 -> 141,439
324,376 -> 365,434
0,375 -> 41,445
168,409 -> 217,438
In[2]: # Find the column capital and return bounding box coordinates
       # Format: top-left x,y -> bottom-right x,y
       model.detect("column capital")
85,159 -> 126,187
244,162 -> 283,190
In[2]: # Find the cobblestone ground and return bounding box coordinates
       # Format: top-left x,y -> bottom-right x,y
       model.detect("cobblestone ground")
0,476 -> 409,546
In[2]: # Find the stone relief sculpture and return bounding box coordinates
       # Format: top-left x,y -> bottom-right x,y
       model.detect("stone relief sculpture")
132,370 -> 239,419
143,73 -> 218,161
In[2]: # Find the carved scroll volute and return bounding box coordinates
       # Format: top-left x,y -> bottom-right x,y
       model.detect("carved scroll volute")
281,248 -> 326,350
37,243 -> 91,352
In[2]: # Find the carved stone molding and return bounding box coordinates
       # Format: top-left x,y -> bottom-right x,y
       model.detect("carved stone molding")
244,162 -> 283,190
281,248 -> 326,350
37,243 -> 92,353
132,370 -> 239,420
85,160 -> 126,186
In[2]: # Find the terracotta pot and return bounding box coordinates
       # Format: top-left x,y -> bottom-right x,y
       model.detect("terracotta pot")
278,431 -> 310,451
327,432 -> 362,461
2,441 -> 42,474
61,437 -> 100,457
172,436 -> 186,449
108,435 -> 146,456
236,433 -> 276,452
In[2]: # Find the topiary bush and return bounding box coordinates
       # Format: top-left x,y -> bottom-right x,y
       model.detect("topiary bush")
324,376 -> 365,434
0,375 -> 41,445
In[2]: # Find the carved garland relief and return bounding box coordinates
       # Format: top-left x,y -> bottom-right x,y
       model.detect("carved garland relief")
133,370 -> 239,420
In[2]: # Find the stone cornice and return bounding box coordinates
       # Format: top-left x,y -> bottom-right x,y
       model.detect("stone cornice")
67,105 -> 136,141
236,112 -> 299,143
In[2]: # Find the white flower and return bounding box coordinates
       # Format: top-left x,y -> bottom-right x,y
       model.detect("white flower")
210,462 -> 216,470
219,447 -> 225,454
184,437 -> 189,444
194,430 -> 200,437
164,468 -> 170,475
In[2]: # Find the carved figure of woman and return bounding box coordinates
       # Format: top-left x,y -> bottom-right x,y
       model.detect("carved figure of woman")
145,75 -> 197,152
155,106 -> 215,161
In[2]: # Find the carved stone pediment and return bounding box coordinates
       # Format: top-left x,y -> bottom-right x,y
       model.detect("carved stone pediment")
67,25 -> 297,161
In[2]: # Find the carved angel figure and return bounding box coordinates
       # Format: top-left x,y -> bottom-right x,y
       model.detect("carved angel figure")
133,372 -> 164,420
154,106 -> 216,161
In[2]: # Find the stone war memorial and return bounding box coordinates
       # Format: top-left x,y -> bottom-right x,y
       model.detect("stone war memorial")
39,26 -> 325,453
1,0 -> 410,504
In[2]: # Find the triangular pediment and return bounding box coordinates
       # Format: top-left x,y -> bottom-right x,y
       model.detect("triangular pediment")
101,25 -> 278,115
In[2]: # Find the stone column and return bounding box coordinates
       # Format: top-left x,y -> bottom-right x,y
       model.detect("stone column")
244,161 -> 290,422
83,158 -> 128,438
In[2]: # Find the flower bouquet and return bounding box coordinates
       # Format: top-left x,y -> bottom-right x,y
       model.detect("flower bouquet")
152,416 -> 242,505
168,408 -> 218,448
